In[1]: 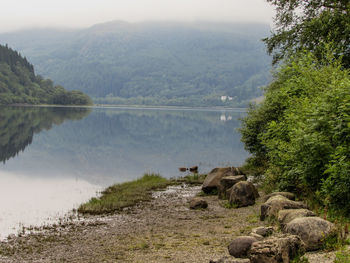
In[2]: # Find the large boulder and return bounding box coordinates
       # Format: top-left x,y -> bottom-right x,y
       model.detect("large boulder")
229,181 -> 259,207
202,167 -> 243,194
260,195 -> 307,221
218,175 -> 247,199
278,209 -> 316,229
249,235 -> 305,263
228,236 -> 258,258
284,217 -> 335,251
263,192 -> 296,202
189,198 -> 208,209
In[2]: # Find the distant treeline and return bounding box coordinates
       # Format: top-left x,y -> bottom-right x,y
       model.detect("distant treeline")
0,44 -> 92,105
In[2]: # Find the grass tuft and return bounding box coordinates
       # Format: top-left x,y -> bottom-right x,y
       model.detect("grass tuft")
335,247 -> 350,263
78,173 -> 171,215
176,173 -> 207,185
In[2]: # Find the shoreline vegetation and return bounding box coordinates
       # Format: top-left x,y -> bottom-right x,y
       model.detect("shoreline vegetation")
78,173 -> 207,215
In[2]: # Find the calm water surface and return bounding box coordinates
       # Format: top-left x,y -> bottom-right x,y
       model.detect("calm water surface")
0,106 -> 248,239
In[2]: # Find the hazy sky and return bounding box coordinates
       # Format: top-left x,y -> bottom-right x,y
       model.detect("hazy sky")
0,0 -> 275,33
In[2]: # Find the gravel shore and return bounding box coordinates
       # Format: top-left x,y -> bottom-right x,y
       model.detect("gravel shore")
0,184 -> 340,262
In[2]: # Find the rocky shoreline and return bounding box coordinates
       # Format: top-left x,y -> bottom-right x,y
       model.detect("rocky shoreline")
0,167 -> 348,262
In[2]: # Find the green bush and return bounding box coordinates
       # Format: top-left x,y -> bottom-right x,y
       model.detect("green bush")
240,48 -> 350,214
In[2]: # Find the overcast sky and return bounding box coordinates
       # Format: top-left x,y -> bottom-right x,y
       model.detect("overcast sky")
0,0 -> 275,33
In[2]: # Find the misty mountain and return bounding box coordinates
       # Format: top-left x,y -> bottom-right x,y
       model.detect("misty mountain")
0,21 -> 271,106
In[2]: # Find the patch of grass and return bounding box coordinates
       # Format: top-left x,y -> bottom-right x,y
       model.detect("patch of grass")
322,232 -> 342,251
334,247 -> 350,263
129,240 -> 150,250
291,254 -> 309,263
154,243 -> 165,249
247,214 -> 259,224
322,222 -> 350,251
78,173 -> 172,214
177,173 -> 207,185
220,201 -> 238,209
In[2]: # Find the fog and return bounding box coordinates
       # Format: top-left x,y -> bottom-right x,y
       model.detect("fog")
0,0 -> 274,32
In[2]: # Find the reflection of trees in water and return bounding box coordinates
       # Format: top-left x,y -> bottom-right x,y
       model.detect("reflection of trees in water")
56,109 -> 247,169
0,107 -> 247,184
0,106 -> 91,163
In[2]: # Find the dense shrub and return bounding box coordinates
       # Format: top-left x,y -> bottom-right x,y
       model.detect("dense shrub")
240,49 -> 350,214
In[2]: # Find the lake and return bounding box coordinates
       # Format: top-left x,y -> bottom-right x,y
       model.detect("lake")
0,105 -> 248,239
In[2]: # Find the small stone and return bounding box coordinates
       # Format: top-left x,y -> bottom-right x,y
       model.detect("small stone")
189,166 -> 198,173
251,226 -> 273,237
189,198 -> 208,209
228,236 -> 257,258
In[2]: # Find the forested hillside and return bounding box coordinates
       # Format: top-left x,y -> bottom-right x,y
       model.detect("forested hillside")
0,21 -> 271,106
0,44 -> 92,105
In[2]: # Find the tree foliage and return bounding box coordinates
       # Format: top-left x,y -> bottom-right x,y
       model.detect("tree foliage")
240,50 -> 350,214
0,44 -> 92,105
264,0 -> 350,67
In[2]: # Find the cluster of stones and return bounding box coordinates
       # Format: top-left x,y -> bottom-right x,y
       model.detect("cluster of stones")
204,167 -> 258,206
190,166 -> 337,263
213,190 -> 335,262
190,166 -> 258,210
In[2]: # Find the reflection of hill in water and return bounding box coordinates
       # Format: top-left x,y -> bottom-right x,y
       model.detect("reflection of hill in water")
0,106 -> 91,163
1,107 -> 248,186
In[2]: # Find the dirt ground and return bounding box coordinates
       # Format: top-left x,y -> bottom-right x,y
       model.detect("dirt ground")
0,185 -> 340,263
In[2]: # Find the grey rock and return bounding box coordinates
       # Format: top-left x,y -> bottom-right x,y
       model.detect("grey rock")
218,175 -> 247,199
263,192 -> 296,202
229,181 -> 259,208
249,235 -> 305,263
202,167 -> 242,194
260,195 -> 307,221
284,217 -> 335,251
228,236 -> 257,258
189,198 -> 208,209
249,233 -> 264,241
278,209 -> 316,229
251,226 -> 274,237
221,175 -> 247,188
